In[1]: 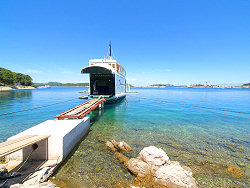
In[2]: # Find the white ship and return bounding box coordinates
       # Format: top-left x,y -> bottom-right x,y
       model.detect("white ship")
81,42 -> 126,103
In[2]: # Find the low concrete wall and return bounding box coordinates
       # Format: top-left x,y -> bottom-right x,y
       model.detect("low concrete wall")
6,117 -> 90,162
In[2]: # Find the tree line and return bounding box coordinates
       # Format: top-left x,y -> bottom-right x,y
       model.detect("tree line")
150,84 -> 173,87
242,83 -> 250,86
0,67 -> 33,86
36,82 -> 89,86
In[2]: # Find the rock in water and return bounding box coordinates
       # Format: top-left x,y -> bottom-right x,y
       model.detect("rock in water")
106,140 -> 132,152
111,140 -> 119,149
114,152 -> 130,164
126,158 -> 150,178
109,144 -> 197,188
105,141 -> 116,151
154,164 -> 197,188
118,141 -> 132,152
227,165 -> 245,178
138,146 -> 170,174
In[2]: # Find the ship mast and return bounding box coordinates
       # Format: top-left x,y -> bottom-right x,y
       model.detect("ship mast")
109,41 -> 112,59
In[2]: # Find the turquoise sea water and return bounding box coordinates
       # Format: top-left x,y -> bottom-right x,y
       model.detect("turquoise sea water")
0,87 -> 249,187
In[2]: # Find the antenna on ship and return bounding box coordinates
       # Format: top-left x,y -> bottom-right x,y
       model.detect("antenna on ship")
109,40 -> 112,59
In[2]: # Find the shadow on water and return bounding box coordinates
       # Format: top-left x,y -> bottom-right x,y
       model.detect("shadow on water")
53,131 -> 90,174
90,97 -> 127,126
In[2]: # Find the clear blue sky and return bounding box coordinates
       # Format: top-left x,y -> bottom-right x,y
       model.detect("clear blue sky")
0,0 -> 249,86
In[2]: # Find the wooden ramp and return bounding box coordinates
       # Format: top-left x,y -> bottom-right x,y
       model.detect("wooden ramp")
54,96 -> 105,120
0,135 -> 50,158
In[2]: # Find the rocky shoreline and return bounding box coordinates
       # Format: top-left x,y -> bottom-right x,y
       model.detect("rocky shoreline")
106,140 -> 198,188
2,137 -> 245,187
0,86 -> 35,91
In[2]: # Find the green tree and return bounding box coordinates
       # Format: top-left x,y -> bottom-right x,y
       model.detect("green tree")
0,68 -> 14,85
24,75 -> 33,86
242,83 -> 250,86
0,67 -> 34,86
13,72 -> 23,84
0,68 -> 3,85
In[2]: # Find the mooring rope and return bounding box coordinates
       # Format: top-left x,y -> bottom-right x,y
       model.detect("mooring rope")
0,98 -> 79,117
128,95 -> 250,120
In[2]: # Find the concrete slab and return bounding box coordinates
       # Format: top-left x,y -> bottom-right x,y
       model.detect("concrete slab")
6,117 -> 90,162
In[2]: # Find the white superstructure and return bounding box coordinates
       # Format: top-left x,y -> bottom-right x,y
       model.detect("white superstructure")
81,43 -> 126,102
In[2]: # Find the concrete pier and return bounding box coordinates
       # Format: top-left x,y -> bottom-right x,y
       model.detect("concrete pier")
6,117 -> 90,163
0,118 -> 90,186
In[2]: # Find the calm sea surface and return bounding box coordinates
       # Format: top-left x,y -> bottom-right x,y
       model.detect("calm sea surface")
0,87 -> 249,187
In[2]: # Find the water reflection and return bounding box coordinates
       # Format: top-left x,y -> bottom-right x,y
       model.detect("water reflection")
0,90 -> 32,101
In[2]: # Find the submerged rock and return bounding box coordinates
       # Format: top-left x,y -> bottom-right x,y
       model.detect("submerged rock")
111,140 -> 120,148
118,141 -> 132,152
105,140 -> 132,152
126,158 -> 150,178
105,141 -> 116,151
114,152 -> 130,164
227,165 -> 245,178
154,164 -> 197,188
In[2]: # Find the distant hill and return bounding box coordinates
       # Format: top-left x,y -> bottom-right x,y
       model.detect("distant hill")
220,83 -> 244,86
35,82 -> 89,87
242,83 -> 250,86
150,84 -> 174,87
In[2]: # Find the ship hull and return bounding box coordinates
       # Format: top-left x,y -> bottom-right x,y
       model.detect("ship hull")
90,94 -> 126,104
104,94 -> 126,104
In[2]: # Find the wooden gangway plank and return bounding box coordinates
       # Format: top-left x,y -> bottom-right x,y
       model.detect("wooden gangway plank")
54,96 -> 105,119
0,135 -> 50,158
57,100 -> 91,116
66,99 -> 98,115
